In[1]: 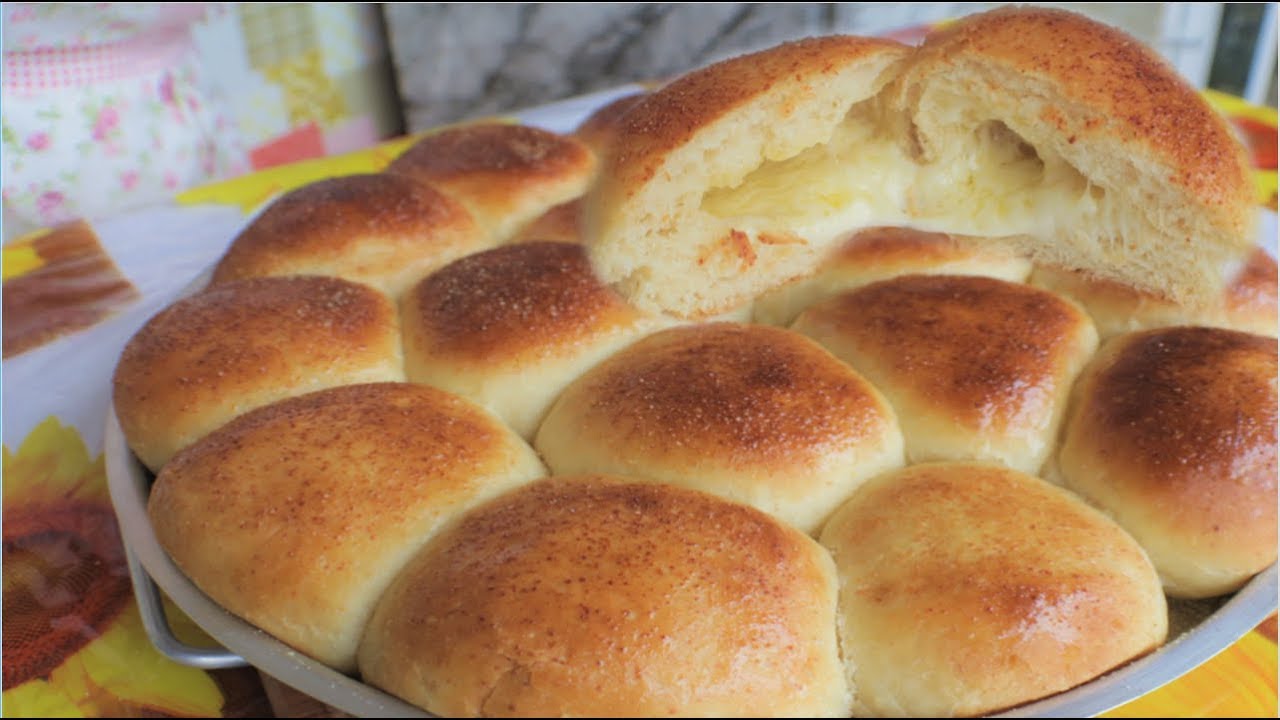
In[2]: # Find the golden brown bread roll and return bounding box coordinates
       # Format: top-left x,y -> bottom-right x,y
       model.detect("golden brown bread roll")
583,35 -> 910,318
573,91 -> 648,156
791,274 -> 1097,474
1030,247 -> 1278,340
148,383 -> 547,674
113,276 -> 403,471
820,462 -> 1167,717
753,226 -> 1032,326
1055,326 -> 1278,599
400,241 -> 673,439
387,122 -> 596,243
210,173 -> 490,298
510,198 -> 584,244
585,7 -> 1255,318
358,475 -> 850,717
535,323 -> 904,534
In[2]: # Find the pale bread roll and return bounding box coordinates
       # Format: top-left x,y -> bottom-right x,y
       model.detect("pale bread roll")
1055,327 -> 1277,598
883,6 -> 1256,308
387,122 -> 596,243
148,383 -> 547,673
792,274 -> 1097,474
210,173 -> 489,298
1030,247 -> 1278,339
113,276 -> 403,471
754,226 -> 1032,326
820,462 -> 1167,718
583,35 -> 910,318
401,241 -> 674,439
535,323 -> 904,534
358,475 -> 850,718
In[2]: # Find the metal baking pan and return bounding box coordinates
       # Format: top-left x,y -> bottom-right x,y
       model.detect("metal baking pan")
104,401 -> 1277,718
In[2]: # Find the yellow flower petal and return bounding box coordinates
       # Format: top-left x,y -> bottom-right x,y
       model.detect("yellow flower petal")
2,677 -> 88,718
2,417 -> 104,506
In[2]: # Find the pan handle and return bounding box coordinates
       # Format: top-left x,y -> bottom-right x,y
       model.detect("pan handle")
124,542 -> 249,669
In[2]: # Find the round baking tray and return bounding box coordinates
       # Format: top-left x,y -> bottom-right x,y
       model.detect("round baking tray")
104,390 -> 1278,719
105,210 -> 1280,717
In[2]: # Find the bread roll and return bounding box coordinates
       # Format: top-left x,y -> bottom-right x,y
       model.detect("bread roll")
820,462 -> 1167,717
401,241 -> 673,439
148,383 -> 547,673
387,122 -> 596,243
584,7 -> 1255,319
574,91 -> 648,156
511,198 -> 583,244
792,274 -> 1097,474
210,173 -> 488,298
883,6 -> 1256,307
754,227 -> 1032,326
1030,247 -> 1278,339
535,323 -> 904,534
113,276 -> 403,471
1055,327 -> 1277,598
358,475 -> 850,718
583,36 -> 910,318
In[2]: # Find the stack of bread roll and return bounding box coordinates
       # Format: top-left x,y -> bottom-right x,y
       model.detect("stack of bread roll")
114,7 -> 1276,718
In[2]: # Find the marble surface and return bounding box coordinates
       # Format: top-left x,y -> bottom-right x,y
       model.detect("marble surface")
384,3 -> 1202,132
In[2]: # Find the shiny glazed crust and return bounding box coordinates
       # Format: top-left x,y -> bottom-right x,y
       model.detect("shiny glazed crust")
820,462 -> 1167,717
358,475 -> 850,718
148,383 -> 547,673
112,276 -> 404,471
210,174 -> 488,297
1057,327 -> 1278,598
535,323 -> 904,533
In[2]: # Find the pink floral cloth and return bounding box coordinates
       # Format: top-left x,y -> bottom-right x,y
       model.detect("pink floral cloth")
2,3 -> 247,234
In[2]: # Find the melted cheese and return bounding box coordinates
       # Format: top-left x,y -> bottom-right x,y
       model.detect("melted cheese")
701,112 -> 1097,244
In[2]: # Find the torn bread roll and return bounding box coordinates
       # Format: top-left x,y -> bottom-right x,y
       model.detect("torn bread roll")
754,227 -> 1032,327
585,7 -> 1255,318
1030,247 -> 1278,339
113,276 -> 403,471
210,173 -> 489,298
535,323 -> 904,534
1055,327 -> 1278,599
387,122 -> 596,244
792,275 -> 1097,474
149,382 -> 547,673
583,35 -> 910,318
821,462 -> 1167,718
359,475 -> 850,718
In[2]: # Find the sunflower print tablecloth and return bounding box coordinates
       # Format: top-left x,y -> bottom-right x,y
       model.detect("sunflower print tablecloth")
1,86 -> 1275,719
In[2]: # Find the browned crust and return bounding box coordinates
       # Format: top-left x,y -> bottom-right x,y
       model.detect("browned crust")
359,475 -> 841,717
211,174 -> 481,285
548,323 -> 894,471
821,462 -> 1165,717
573,91 -> 648,155
801,274 -> 1089,429
829,227 -> 980,265
403,242 -> 644,362
1066,327 -> 1277,531
148,382 -> 535,669
910,6 -> 1253,234
113,276 -> 400,468
511,199 -> 583,244
386,123 -> 596,214
1226,248 -> 1278,326
607,35 -> 908,197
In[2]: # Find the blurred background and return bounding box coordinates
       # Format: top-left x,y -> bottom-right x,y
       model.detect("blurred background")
2,2 -> 1276,237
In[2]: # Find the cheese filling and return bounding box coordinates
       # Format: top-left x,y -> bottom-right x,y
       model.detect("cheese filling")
701,105 -> 1100,245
